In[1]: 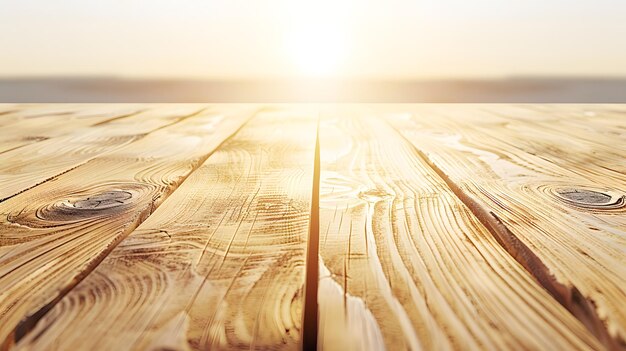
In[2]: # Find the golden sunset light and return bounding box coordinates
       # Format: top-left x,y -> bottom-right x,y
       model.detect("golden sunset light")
283,1 -> 349,76
0,1 -> 624,351
1,0 -> 625,79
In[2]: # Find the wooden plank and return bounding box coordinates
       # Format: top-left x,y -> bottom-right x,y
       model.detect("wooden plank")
385,104 -> 625,350
0,104 -> 145,154
0,104 -> 21,120
0,104 -> 143,125
480,104 -> 625,179
0,105 -> 83,130
14,109 -> 317,350
0,104 -> 78,123
0,104 -> 210,201
0,105 -> 253,348
316,111 -> 601,350
0,104 -> 136,128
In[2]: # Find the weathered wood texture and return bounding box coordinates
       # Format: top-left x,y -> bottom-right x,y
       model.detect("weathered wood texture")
15,109 -> 318,350
385,104 -> 626,350
0,106 -> 252,348
0,104 -> 148,154
317,112 -> 601,350
0,104 -> 623,351
0,104 -> 208,201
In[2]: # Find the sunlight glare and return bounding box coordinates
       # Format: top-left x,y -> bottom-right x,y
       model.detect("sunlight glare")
284,1 -> 349,77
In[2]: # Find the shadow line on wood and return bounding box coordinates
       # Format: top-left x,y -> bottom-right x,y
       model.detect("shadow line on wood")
3,107 -> 258,348
302,116 -> 320,351
388,119 -> 620,351
0,107 -> 204,204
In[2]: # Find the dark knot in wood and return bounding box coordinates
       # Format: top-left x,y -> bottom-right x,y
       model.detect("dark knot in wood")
70,191 -> 133,210
555,188 -> 625,210
7,187 -> 146,228
51,189 -> 138,221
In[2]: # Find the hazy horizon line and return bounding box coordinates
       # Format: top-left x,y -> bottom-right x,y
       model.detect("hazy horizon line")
2,77 -> 625,103
3,75 -> 626,82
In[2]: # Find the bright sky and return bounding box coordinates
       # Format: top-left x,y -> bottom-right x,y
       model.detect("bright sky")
1,0 -> 625,79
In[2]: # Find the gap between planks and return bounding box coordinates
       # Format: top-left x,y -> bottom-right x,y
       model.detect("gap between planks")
302,117 -> 321,351
2,106 -> 258,348
13,107 -> 318,350
384,104 -> 625,351
390,126 -> 616,350
0,105 -> 145,154
0,106 -> 202,204
5,105 -> 617,350
384,110 -> 620,351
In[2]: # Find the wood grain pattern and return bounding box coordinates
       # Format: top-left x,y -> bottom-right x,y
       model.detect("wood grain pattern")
0,105 -> 145,154
15,109 -> 317,350
0,106 -> 252,348
385,104 -> 625,350
0,105 -> 209,201
317,111 -> 602,350
0,104 -> 18,115
0,104 -> 623,351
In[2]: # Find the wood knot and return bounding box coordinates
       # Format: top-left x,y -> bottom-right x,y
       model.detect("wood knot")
7,184 -> 154,228
32,189 -> 137,222
358,189 -> 392,203
555,188 -> 625,211
70,191 -> 133,210
54,189 -> 140,220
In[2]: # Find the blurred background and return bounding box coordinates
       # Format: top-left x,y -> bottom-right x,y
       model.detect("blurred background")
1,0 -> 625,102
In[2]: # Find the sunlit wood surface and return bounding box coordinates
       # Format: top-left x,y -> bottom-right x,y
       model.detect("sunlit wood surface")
0,104 -> 624,351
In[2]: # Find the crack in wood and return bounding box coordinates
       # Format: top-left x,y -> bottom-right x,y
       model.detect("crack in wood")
302,116 -> 320,351
389,119 -> 622,351
2,107 -> 260,349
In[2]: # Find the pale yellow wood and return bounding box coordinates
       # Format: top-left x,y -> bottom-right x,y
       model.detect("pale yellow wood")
0,104 -> 21,122
482,104 -> 625,178
0,104 -> 143,124
15,109 -> 317,350
0,104 -> 210,201
1,104 -> 623,351
0,104 -> 80,123
0,104 -> 137,129
385,104 -> 626,349
317,111 -> 602,350
0,104 -> 145,154
0,106 -> 252,348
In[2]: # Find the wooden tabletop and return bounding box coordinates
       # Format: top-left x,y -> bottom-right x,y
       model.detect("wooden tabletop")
0,104 -> 624,351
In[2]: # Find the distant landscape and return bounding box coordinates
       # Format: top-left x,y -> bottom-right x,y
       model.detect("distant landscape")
1,77 -> 625,103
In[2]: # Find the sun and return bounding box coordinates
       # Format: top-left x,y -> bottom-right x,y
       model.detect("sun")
284,2 -> 348,77
287,25 -> 345,76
